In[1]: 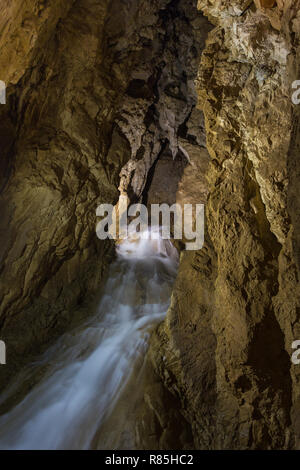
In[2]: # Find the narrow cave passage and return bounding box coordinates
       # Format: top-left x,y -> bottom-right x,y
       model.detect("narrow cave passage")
0,0 -> 211,451
0,0 -> 300,452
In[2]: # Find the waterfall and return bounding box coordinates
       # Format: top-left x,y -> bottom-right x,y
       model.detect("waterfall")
0,227 -> 178,449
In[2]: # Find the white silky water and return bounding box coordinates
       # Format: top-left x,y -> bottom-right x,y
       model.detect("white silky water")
0,228 -> 178,449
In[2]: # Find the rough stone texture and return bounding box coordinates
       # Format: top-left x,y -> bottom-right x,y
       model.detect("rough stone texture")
0,0 -> 209,389
117,0 -> 212,201
0,0 -> 124,387
144,0 -> 300,449
0,0 -> 212,405
1,0 -> 300,451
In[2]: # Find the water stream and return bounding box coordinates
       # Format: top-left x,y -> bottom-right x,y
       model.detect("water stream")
0,227 -> 178,449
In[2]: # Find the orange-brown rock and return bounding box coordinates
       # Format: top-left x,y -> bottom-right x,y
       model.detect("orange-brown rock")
1,0 -> 300,452
257,0 -> 277,8
0,0 -> 211,398
144,0 -> 300,450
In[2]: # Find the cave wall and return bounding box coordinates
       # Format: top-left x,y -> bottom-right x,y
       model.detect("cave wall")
144,0 -> 300,450
1,0 -> 299,451
0,0 -> 211,389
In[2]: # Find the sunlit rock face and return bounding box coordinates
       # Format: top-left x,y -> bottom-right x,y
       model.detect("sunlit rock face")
144,0 -> 300,450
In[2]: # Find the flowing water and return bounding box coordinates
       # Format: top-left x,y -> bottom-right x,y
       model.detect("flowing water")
0,227 -> 178,449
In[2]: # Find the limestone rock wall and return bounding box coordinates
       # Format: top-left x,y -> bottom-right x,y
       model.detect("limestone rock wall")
1,0 -> 300,451
145,0 -> 300,449
0,0 -> 211,393
0,0 -> 120,386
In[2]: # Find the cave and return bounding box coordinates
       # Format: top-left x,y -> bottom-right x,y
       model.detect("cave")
0,0 -> 300,452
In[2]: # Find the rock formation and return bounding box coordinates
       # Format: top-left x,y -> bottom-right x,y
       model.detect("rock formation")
140,0 -> 300,450
1,0 -> 300,451
0,0 -> 210,400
